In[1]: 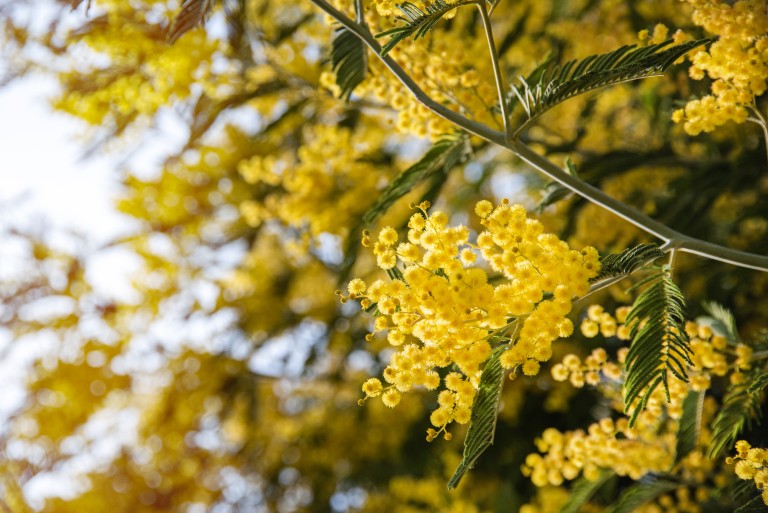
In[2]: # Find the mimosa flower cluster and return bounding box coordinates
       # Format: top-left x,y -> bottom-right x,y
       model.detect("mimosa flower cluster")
672,0 -> 768,135
522,418 -> 675,486
729,440 -> 768,506
238,125 -> 391,240
344,201 -> 599,439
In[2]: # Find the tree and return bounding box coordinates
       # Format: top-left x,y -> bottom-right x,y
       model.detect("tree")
1,0 -> 768,511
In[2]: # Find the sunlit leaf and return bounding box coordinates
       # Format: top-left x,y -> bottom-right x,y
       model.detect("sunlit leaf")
448,345 -> 507,489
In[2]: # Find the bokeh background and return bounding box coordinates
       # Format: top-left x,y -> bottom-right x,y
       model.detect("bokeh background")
1,0 -> 767,511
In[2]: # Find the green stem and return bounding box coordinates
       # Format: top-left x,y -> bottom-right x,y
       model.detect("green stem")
747,104 -> 768,167
477,2 -> 511,141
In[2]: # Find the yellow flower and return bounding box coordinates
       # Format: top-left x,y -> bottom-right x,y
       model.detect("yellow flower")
362,378 -> 383,397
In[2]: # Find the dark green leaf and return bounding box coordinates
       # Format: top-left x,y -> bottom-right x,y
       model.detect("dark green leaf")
448,345 -> 507,489
605,477 -> 678,513
331,27 -> 367,100
376,1 -> 474,56
363,133 -> 468,225
624,267 -> 692,426
558,471 -> 614,513
511,38 -> 711,132
591,243 -> 665,282
708,369 -> 767,458
747,371 -> 768,395
735,495 -> 768,513
675,390 -> 703,463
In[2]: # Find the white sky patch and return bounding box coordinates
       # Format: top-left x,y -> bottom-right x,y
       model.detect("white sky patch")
0,76 -> 131,242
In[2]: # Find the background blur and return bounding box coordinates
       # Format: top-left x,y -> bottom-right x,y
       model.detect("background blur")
1,0 -> 767,512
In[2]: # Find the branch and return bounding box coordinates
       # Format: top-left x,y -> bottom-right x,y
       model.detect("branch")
308,0 -> 768,273
477,2 -> 511,140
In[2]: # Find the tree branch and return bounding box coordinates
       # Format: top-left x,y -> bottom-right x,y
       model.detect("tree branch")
308,0 -> 768,273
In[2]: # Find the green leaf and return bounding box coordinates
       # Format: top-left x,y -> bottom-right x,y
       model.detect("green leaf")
558,471 -> 614,513
702,301 -> 741,343
331,27 -> 368,100
624,267 -> 692,426
448,345 -> 507,489
675,390 -> 703,463
362,133 -> 468,225
375,1 -> 474,56
386,266 -> 405,281
591,244 -> 665,282
747,371 -> 768,395
511,38 -> 710,131
168,0 -> 213,43
605,477 -> 678,513
708,368 -> 767,458
735,495 -> 768,513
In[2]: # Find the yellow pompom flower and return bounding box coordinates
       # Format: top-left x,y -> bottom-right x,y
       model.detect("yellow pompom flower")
382,388 -> 401,408
362,378 -> 383,397
347,278 -> 366,295
378,226 -> 398,246
522,359 -> 541,376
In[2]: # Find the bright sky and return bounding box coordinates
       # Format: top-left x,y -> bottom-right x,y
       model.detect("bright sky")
0,75 -> 129,241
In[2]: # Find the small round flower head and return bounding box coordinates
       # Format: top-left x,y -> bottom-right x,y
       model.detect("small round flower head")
362,378 -> 383,397
581,319 -> 599,338
382,388 -> 401,408
378,226 -> 398,246
475,200 -> 494,218
347,278 -> 366,295
522,359 -> 541,376
551,363 -> 569,382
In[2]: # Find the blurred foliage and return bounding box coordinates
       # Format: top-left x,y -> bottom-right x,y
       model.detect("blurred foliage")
0,0 -> 767,511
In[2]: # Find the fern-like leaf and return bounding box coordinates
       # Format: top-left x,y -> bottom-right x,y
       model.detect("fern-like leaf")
591,243 -> 665,282
375,1 -> 474,56
362,133 -> 468,225
558,471 -> 614,513
605,477 -> 679,513
331,27 -> 367,100
708,368 -> 768,458
624,267 -> 692,426
702,301 -> 741,343
168,0 -> 212,43
511,38 -> 710,130
448,345 -> 507,489
675,390 -> 703,463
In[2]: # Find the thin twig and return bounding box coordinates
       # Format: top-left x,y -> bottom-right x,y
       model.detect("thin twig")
747,104 -> 768,166
668,247 -> 678,280
477,2 -> 511,140
308,0 -> 768,273
355,0 -> 365,25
